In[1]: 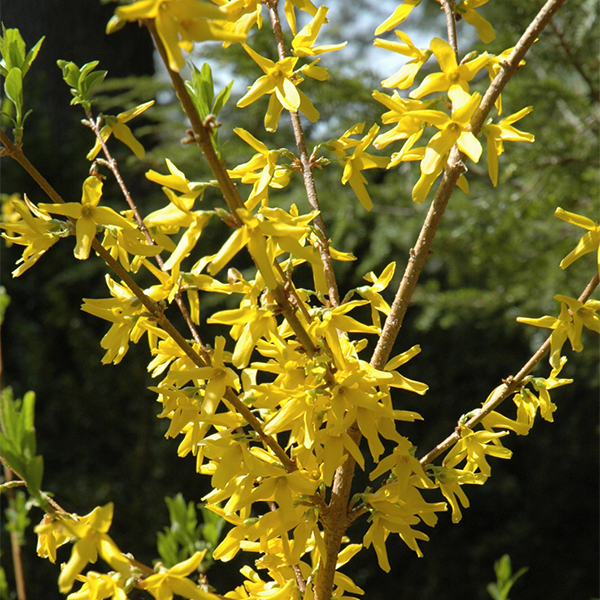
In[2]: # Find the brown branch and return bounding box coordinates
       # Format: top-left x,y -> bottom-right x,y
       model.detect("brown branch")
440,0 -> 458,57
371,0 -> 568,370
145,19 -> 318,359
0,130 -> 297,474
470,0 -> 569,135
2,464 -> 27,600
83,116 -> 208,353
265,0 -> 340,308
419,271 -> 600,467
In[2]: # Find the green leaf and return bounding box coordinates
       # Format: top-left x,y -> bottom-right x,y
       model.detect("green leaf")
22,35 -> 44,77
4,67 -> 22,108
57,59 -> 81,88
212,80 -> 233,117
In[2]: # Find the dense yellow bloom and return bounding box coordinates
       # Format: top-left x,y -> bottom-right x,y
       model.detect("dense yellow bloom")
87,101 -> 154,161
482,107 -> 534,186
409,38 -> 489,99
555,208 -> 600,273
237,45 -> 320,132
374,30 -> 432,90
39,177 -> 135,260
111,0 -> 245,71
0,197 -> 66,276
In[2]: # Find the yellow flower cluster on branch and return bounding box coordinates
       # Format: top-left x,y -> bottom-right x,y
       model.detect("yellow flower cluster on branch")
4,1 -> 598,599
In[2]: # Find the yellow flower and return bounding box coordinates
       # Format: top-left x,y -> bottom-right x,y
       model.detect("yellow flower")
283,0 -> 318,36
228,128 -> 292,210
67,571 -> 127,600
455,0 -> 496,44
87,101 -> 154,161
555,208 -> 600,273
190,336 -> 240,415
111,0 -> 245,72
518,296 -> 600,369
374,0 -> 422,36
140,551 -> 218,600
352,262 -> 395,329
34,504 -> 131,594
330,123 -> 389,211
409,38 -> 489,99
431,467 -> 486,523
237,44 -> 319,132
412,86 -> 482,176
39,176 -> 135,260
374,31 -> 431,90
443,429 -> 512,477
553,295 -> 600,352
482,107 -> 534,187
291,5 -> 347,57
0,197 -> 66,276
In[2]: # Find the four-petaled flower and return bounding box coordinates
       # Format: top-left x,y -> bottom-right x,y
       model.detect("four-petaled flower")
483,107 -> 534,186
409,37 -> 489,99
40,176 -> 135,260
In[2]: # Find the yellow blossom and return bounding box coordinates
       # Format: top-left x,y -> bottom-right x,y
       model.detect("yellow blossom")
443,429 -> 512,477
39,177 -> 135,260
409,38 -> 489,99
110,0 -> 245,72
374,0 -> 422,36
411,86 -> 482,176
329,123 -> 389,211
374,31 -> 431,90
34,504 -> 131,594
482,107 -> 534,186
67,572 -> 127,600
291,6 -> 347,57
87,101 -> 154,161
455,0 -> 496,44
555,208 -> 600,273
237,45 -> 319,132
431,467 -> 486,523
228,128 -> 292,209
0,196 -> 67,276
140,551 -> 218,600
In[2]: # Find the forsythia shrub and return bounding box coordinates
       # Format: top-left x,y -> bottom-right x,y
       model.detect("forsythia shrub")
0,1 -> 598,600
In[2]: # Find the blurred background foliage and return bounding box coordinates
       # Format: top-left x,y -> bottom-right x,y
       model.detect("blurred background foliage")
0,0 -> 598,598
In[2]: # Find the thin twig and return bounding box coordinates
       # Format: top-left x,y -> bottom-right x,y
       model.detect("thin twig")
83,116 -> 207,352
371,0 -> 568,370
419,271 -> 599,466
440,0 -> 458,57
145,19 -> 319,359
0,130 -> 297,474
265,0 -> 340,307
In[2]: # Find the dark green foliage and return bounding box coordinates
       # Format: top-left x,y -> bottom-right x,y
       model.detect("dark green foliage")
156,494 -> 223,569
